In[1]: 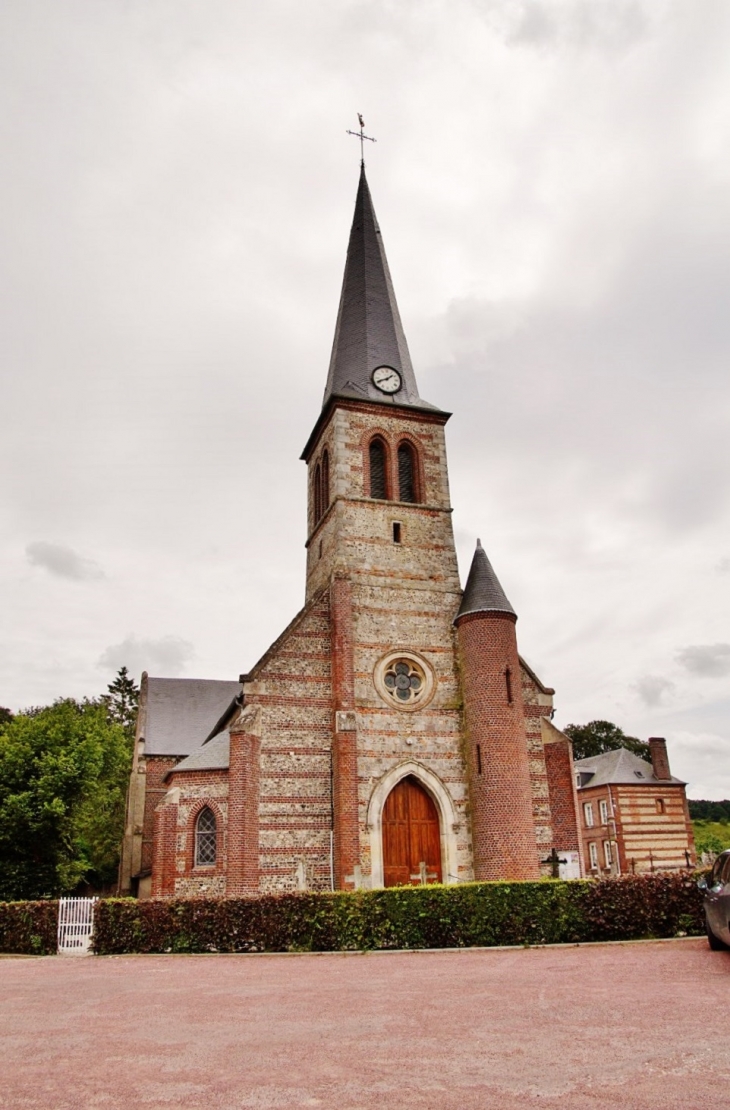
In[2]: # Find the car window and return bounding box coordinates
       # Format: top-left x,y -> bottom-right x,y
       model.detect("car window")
711,855 -> 728,885
721,855 -> 730,885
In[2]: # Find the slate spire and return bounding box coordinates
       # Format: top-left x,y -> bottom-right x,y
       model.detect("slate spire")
323,166 -> 433,410
455,539 -> 517,622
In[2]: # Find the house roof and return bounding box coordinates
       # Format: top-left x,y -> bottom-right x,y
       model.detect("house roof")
169,729 -> 230,775
322,165 -> 442,415
574,746 -> 685,787
142,677 -> 241,757
455,539 -> 516,622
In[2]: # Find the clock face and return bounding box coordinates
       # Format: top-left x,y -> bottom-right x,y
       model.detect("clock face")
372,365 -> 402,394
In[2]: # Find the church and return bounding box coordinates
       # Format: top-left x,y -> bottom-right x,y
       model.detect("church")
119,166 -> 583,899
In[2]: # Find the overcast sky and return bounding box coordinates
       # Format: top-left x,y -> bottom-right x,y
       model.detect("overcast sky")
1,0 -> 729,798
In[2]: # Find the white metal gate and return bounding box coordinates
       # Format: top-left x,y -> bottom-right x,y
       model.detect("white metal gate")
57,897 -> 97,955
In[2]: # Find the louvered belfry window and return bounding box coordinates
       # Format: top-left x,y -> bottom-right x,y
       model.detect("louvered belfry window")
398,442 -> 417,503
314,463 -> 322,524
321,450 -> 330,512
369,439 -> 387,500
195,807 -> 217,867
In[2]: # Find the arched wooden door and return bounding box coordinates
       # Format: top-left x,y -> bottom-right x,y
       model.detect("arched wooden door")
382,775 -> 442,887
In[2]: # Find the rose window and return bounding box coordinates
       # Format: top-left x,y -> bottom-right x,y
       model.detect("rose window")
383,660 -> 426,704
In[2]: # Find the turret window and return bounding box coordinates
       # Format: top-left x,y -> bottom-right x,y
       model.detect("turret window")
314,463 -> 322,525
397,441 -> 418,503
369,438 -> 388,500
194,807 -> 217,867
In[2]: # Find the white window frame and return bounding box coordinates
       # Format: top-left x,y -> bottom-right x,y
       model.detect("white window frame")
583,802 -> 594,828
588,841 -> 598,869
599,799 -> 609,826
603,840 -> 612,867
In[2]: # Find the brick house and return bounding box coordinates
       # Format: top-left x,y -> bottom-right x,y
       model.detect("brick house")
574,738 -> 695,876
119,166 -> 584,899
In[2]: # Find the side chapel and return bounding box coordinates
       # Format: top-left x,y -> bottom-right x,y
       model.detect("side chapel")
120,166 -> 584,899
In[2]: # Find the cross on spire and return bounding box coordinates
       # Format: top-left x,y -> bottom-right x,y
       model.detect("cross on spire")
346,112 -> 376,167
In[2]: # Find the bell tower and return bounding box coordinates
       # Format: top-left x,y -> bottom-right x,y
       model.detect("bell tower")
301,168 -> 468,888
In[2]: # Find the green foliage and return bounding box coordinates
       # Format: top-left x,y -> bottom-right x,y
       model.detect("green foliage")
104,667 -> 139,739
0,708 -> 13,728
693,821 -> 730,857
0,698 -> 131,900
89,874 -> 704,956
689,799 -> 730,822
563,720 -> 650,762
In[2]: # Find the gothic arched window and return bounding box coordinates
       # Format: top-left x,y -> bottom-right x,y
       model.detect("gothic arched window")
397,441 -> 418,503
314,463 -> 322,525
321,450 -> 330,513
194,807 -> 217,867
369,438 -> 388,500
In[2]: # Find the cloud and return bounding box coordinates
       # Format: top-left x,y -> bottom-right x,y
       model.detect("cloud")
26,541 -> 104,581
483,0 -> 649,53
676,644 -> 730,679
98,635 -> 194,678
717,557 -> 730,574
635,675 -> 674,708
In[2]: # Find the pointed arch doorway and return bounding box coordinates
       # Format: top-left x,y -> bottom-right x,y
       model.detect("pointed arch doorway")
382,775 -> 442,886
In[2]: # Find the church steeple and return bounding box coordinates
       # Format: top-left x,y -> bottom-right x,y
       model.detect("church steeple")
323,167 -> 436,411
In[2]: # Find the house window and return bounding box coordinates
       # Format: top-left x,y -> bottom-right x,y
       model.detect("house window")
588,841 -> 598,870
397,441 -> 418,503
583,802 -> 594,828
656,798 -> 665,815
194,807 -> 217,867
393,521 -> 402,544
603,840 -> 612,868
599,799 -> 609,825
369,438 -> 388,500
505,667 -> 513,704
476,743 -> 482,775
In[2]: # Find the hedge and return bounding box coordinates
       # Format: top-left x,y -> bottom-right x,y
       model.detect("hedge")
0,874 -> 704,956
0,899 -> 58,955
92,874 -> 703,955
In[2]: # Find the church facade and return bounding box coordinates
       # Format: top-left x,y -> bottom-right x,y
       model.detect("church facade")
120,168 -> 583,899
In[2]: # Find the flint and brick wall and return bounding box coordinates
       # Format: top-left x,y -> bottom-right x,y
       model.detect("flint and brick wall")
242,591 -> 334,893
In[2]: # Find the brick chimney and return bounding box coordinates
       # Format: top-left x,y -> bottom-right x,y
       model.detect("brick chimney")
648,737 -> 671,781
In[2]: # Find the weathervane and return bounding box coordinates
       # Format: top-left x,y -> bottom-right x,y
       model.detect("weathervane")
346,113 -> 376,167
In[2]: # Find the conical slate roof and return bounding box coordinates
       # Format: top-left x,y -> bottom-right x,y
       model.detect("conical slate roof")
323,166 -> 437,411
455,540 -> 517,622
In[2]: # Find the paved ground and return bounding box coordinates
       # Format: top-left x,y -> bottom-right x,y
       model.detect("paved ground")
1,938 -> 728,1109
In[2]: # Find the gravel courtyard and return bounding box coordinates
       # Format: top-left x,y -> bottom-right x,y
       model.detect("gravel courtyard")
1,938 -> 728,1109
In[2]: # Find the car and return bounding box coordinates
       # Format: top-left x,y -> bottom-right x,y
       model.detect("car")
698,849 -> 730,950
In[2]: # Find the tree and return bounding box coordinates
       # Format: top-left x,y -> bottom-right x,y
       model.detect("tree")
0,708 -> 13,728
563,719 -> 650,763
104,666 -> 139,738
0,697 -> 131,900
